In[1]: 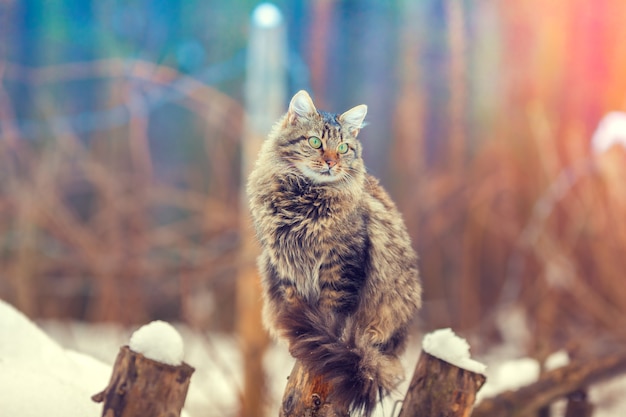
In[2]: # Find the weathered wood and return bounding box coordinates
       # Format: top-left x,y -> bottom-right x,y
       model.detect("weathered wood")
472,350 -> 626,417
92,346 -> 194,417
564,390 -> 594,417
280,361 -> 349,417
398,351 -> 486,417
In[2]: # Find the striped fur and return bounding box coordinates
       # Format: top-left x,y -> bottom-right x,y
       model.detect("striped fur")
247,91 -> 421,416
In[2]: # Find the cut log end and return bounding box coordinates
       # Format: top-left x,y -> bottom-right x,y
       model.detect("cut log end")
280,361 -> 349,417
93,345 -> 195,417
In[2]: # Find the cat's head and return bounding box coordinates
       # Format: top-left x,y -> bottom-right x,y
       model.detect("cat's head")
272,90 -> 367,185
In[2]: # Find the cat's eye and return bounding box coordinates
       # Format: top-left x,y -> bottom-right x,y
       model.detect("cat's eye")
337,143 -> 349,154
308,136 -> 322,149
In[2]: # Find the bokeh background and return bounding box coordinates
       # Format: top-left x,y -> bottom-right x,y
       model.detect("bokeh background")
2,0 -> 626,415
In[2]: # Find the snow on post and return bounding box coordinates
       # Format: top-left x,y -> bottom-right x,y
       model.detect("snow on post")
129,320 -> 184,366
422,327 -> 487,374
398,328 -> 486,417
93,321 -> 194,417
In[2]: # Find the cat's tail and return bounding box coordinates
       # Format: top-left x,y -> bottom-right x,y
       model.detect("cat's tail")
276,303 -> 403,417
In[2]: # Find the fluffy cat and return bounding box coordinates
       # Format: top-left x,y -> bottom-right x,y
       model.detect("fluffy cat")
247,90 -> 421,416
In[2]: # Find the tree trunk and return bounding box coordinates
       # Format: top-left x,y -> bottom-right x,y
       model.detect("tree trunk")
92,346 -> 194,417
238,4 -> 287,417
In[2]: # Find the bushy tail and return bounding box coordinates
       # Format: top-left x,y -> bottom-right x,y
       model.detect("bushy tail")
276,304 -> 403,416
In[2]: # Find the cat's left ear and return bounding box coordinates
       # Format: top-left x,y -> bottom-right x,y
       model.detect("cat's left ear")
287,90 -> 317,125
339,104 -> 368,137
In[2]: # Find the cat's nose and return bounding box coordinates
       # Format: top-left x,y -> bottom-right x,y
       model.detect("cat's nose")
325,158 -> 337,168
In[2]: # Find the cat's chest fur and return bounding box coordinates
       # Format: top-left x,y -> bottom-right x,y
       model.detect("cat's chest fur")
263,175 -> 365,301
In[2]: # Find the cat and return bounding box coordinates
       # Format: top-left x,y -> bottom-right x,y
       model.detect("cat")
247,90 -> 422,416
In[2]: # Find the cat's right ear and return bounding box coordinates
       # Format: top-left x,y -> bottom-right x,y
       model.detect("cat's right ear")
339,104 -> 367,137
287,90 -> 317,125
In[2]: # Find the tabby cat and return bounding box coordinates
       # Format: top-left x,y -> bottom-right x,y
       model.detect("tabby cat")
247,90 -> 421,416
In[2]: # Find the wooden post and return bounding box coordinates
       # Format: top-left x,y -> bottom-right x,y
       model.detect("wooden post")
564,390 -> 593,417
238,4 -> 287,417
398,352 -> 486,417
280,362 -> 349,417
92,346 -> 194,417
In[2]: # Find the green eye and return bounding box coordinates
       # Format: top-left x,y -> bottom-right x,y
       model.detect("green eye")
308,136 -> 322,149
337,143 -> 349,154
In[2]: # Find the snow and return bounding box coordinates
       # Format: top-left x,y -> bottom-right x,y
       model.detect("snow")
129,320 -> 184,366
545,350 -> 570,371
590,374 -> 626,417
477,357 -> 540,401
422,328 -> 487,375
39,317 -> 242,417
591,111 -> 626,154
3,297 -> 626,417
0,300 -> 109,417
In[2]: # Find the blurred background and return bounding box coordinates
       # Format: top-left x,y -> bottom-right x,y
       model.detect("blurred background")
2,0 -> 626,415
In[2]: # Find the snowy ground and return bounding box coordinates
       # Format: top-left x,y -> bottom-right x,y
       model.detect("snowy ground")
1,299 -> 625,417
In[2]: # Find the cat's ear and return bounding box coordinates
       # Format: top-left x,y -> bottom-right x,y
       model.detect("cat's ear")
287,90 -> 317,124
339,104 -> 368,137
